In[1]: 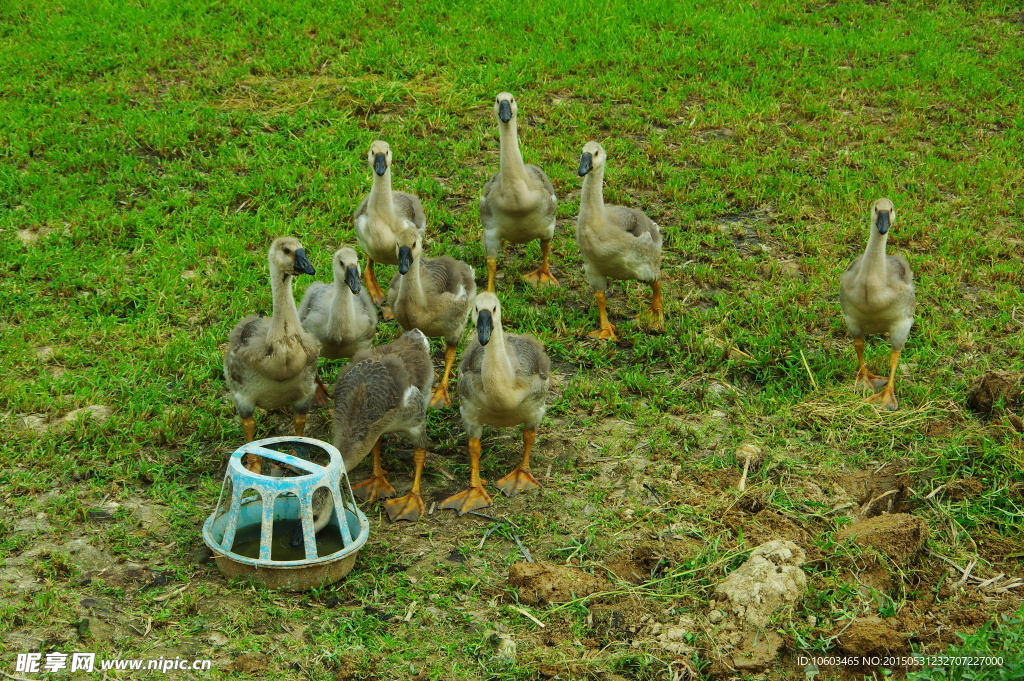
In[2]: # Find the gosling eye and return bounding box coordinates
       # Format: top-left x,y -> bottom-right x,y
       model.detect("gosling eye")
283,247 -> 292,255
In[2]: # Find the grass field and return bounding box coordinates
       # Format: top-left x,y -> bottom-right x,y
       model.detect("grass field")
2,0 -> 1023,678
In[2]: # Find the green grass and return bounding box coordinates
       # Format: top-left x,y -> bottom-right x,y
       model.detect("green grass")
2,0 -> 1024,679
905,604 -> 1024,681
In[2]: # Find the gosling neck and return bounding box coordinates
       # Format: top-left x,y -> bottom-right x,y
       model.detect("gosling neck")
861,223 -> 890,279
397,249 -> 427,306
579,164 -> 606,222
329,270 -> 357,333
498,120 -> 527,186
481,317 -> 517,404
269,265 -> 301,339
368,167 -> 395,215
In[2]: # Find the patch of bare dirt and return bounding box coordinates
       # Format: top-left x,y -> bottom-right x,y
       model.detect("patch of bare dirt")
703,541 -> 807,676
227,652 -> 269,673
586,601 -> 650,647
835,513 -> 928,560
837,616 -> 908,656
728,508 -> 821,561
728,630 -> 785,674
832,465 -> 919,519
602,540 -> 698,585
966,370 -> 1023,414
507,562 -> 611,605
16,405 -> 114,435
711,540 -> 807,628
945,477 -> 984,500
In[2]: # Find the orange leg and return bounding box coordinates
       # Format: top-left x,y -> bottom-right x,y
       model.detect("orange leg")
866,349 -> 901,411
293,413 -> 307,437
241,416 -> 262,473
853,338 -> 888,391
523,241 -> 559,287
588,291 -> 618,340
241,416 -> 256,443
365,259 -> 394,321
351,438 -> 397,501
384,448 -> 427,522
364,259 -> 386,306
441,438 -> 493,516
429,345 -> 458,408
496,429 -> 542,497
313,374 -> 331,407
638,280 -> 665,331
486,256 -> 498,293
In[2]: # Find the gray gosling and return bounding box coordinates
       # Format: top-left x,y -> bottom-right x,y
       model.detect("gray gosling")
332,329 -> 434,522
442,292 -> 550,515
839,198 -> 915,410
576,141 -> 664,340
223,237 -> 319,473
354,141 -> 426,316
480,92 -> 559,292
388,227 -> 476,409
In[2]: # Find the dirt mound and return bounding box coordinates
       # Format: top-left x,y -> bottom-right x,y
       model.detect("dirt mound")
835,513 -> 928,559
730,509 -> 820,560
837,616 -> 907,656
945,477 -> 984,500
507,562 -> 611,605
710,540 -> 807,628
966,371 -> 1023,414
730,630 -> 784,673
833,466 -> 917,518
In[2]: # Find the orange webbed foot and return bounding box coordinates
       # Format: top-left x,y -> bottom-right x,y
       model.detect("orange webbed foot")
637,308 -> 665,333
429,384 -> 452,409
588,325 -> 619,341
866,384 -> 899,411
440,485 -> 493,516
495,466 -> 541,497
351,474 -> 397,502
367,284 -> 386,308
854,367 -> 889,392
523,267 -> 559,287
384,492 -> 425,522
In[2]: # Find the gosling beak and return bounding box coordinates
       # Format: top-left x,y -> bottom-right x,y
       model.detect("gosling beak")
578,152 -> 593,177
876,210 -> 890,235
294,248 -> 315,276
290,519 -> 306,548
398,246 -> 412,275
477,309 -> 493,346
498,100 -> 512,124
344,265 -> 361,294
373,153 -> 387,176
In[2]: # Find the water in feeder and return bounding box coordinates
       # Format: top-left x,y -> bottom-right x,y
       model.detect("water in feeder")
230,520 -> 346,561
